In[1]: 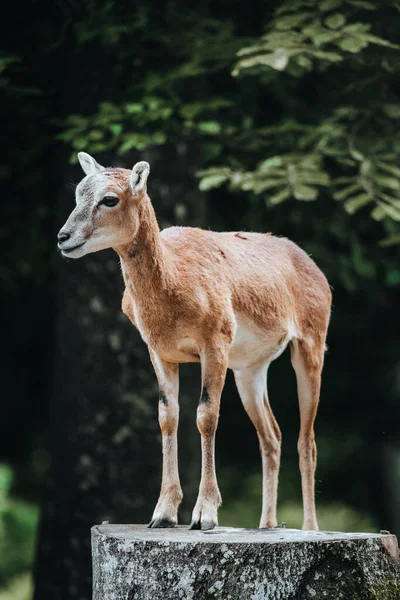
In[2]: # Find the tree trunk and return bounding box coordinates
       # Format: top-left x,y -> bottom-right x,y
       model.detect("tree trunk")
92,525 -> 400,600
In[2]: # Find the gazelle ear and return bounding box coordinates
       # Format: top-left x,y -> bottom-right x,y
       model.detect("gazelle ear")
130,161 -> 150,196
77,152 -> 105,176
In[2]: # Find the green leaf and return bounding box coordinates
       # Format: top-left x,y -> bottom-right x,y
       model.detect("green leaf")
349,147 -> 364,161
236,43 -> 270,58
160,108 -> 173,119
380,203 -> 400,221
320,0 -> 343,10
380,234 -> 400,247
197,121 -> 222,135
268,188 -> 291,205
275,12 -> 311,31
377,162 -> 400,179
378,192 -> 400,207
179,96 -> 232,119
344,193 -> 371,214
297,171 -> 330,185
382,104 -> 400,119
337,37 -> 368,52
98,102 -> 123,117
293,184 -> 318,200
253,178 -> 286,193
72,136 -> 88,150
258,156 -> 283,170
342,22 -> 370,33
87,130 -> 104,141
275,1 -> 314,14
360,160 -> 372,177
198,173 -> 227,191
374,175 -> 400,191
336,157 -> 357,167
118,134 -> 153,154
333,183 -> 361,201
363,34 -> 400,49
87,142 -> 107,153
0,55 -> 19,75
346,0 -> 376,9
109,123 -> 122,136
371,206 -> 386,221
386,269 -> 400,285
125,103 -> 143,114
310,31 -> 343,46
0,463 -> 13,495
325,13 -> 346,29
296,55 -> 313,70
152,131 -> 167,145
309,50 -> 343,62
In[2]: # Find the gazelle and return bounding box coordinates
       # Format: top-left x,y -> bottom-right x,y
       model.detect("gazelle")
58,152 -> 331,531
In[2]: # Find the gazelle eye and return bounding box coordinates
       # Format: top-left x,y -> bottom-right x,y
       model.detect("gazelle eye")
100,196 -> 119,207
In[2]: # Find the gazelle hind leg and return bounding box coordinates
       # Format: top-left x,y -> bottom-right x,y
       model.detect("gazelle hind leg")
290,338 -> 325,531
234,363 -> 281,528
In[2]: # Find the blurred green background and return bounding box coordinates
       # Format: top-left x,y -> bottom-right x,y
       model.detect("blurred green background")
1,0 -> 400,598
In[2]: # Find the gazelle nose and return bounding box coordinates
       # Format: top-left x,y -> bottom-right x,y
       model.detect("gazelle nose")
58,231 -> 71,243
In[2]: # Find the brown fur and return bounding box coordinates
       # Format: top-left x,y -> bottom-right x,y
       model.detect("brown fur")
58,158 -> 332,531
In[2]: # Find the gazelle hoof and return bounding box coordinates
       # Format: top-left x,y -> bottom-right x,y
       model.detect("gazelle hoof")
189,517 -> 216,531
148,517 -> 176,528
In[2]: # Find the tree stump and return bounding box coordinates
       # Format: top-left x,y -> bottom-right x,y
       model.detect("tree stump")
92,524 -> 400,599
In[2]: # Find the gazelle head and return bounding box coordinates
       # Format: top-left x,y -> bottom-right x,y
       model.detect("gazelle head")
57,152 -> 150,258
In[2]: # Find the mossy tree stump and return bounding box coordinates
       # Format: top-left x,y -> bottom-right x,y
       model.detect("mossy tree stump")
92,524 -> 400,599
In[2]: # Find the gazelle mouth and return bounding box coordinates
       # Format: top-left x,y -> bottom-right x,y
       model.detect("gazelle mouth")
61,241 -> 86,254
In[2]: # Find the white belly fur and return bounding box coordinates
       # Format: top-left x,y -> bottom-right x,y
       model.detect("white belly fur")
228,315 -> 295,370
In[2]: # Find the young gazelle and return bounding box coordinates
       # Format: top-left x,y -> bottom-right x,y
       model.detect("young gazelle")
58,153 -> 331,531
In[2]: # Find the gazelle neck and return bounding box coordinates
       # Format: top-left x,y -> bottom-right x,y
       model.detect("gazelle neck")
115,194 -> 173,293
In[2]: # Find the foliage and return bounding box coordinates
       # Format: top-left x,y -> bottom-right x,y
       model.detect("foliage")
58,11 -> 244,162
56,1 -> 400,284
0,465 -> 38,589
233,1 -> 398,76
0,55 -> 42,96
0,575 -> 32,600
199,0 -> 400,244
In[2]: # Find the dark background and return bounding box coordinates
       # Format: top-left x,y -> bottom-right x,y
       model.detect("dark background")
1,1 -> 400,599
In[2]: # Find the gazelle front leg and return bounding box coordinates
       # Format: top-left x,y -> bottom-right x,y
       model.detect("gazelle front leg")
148,351 -> 182,528
190,344 -> 229,530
